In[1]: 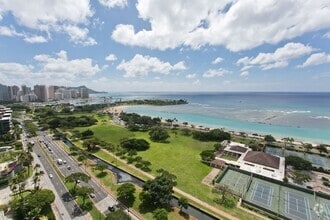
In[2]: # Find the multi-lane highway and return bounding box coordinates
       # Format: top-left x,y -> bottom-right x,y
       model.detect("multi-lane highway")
31,131 -> 134,219
33,138 -> 85,219
36,132 -> 108,203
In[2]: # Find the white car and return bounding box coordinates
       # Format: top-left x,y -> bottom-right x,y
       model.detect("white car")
49,174 -> 53,178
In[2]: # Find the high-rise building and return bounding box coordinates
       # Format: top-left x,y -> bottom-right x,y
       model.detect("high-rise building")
47,86 -> 55,101
34,85 -> 47,102
54,92 -> 63,101
8,85 -> 19,100
21,85 -> 29,95
80,87 -> 89,99
0,84 -> 10,101
63,89 -> 72,99
0,106 -> 12,135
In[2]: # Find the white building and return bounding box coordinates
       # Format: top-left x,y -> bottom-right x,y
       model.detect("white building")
215,141 -> 285,181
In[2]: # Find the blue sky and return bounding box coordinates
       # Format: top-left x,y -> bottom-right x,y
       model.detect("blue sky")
0,0 -> 330,92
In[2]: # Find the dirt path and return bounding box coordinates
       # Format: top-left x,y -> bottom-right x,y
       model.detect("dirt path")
202,168 -> 221,186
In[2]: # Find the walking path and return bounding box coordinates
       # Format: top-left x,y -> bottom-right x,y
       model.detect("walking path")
202,168 -> 221,186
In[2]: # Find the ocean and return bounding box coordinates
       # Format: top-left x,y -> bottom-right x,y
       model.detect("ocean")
91,92 -> 330,144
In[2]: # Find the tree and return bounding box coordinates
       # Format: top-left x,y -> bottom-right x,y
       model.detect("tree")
11,189 -> 55,220
117,183 -> 136,207
317,144 -> 328,154
264,135 -> 276,143
286,156 -> 312,170
120,138 -> 150,151
140,169 -> 176,206
303,143 -> 313,153
76,186 -> 94,205
33,163 -> 43,191
181,128 -> 191,136
65,172 -> 90,191
83,139 -> 100,152
214,143 -> 223,151
105,210 -> 130,220
149,127 -> 170,142
178,197 -> 189,212
153,208 -> 168,220
214,185 -> 230,203
81,129 -> 94,138
95,163 -> 108,174
200,150 -> 215,162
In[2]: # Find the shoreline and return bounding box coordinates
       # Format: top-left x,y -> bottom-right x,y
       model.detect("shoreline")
105,105 -> 328,146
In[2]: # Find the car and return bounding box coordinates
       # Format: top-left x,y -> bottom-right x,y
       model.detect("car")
76,180 -> 80,183
63,160 -> 67,164
49,174 -> 53,178
37,154 -> 41,157
89,193 -> 95,198
108,206 -> 115,212
67,166 -> 71,170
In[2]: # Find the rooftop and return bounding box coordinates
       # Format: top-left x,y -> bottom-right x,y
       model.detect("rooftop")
243,151 -> 280,169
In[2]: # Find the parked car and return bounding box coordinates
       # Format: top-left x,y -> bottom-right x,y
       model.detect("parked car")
49,174 -> 53,178
90,193 -> 95,198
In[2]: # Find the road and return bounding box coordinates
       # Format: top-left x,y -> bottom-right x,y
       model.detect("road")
32,140 -> 86,219
33,132 -> 133,218
37,132 -> 108,203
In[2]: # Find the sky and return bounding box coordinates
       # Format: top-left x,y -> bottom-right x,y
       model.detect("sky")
0,0 -> 330,92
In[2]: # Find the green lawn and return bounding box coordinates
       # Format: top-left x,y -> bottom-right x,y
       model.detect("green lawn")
74,114 -> 134,146
64,114 -> 262,219
133,130 -> 217,203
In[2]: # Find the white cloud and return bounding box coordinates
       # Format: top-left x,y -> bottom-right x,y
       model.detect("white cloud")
186,73 -> 196,79
237,42 -> 314,70
202,68 -> 231,78
0,26 -> 22,37
240,65 -> 253,72
212,57 -> 224,64
0,63 -> 31,75
63,25 -> 97,46
105,54 -> 118,62
33,50 -> 100,79
0,0 -> 94,46
23,35 -> 47,43
117,54 -> 186,77
112,0 -> 330,51
323,32 -> 330,39
0,25 -> 48,44
240,71 -> 249,77
98,0 -> 127,8
299,52 -> 330,68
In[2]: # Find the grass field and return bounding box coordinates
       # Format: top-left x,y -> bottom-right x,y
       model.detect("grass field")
65,113 -> 263,219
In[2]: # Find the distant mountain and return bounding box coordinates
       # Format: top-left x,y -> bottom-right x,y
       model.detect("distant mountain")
68,85 -> 106,94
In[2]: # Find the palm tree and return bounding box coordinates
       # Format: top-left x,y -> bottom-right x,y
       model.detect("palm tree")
33,163 -> 43,191
76,186 -> 94,205
65,172 -> 90,191
178,197 -> 189,213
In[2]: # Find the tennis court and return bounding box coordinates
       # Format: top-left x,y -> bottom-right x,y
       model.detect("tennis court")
285,191 -> 312,220
321,203 -> 330,220
216,169 -> 250,195
216,167 -> 329,219
251,182 -> 273,207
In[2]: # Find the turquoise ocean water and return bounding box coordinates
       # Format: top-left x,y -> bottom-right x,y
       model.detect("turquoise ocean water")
91,92 -> 330,144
